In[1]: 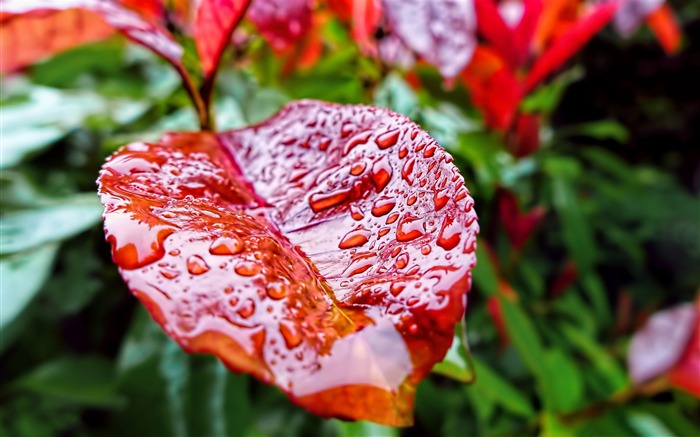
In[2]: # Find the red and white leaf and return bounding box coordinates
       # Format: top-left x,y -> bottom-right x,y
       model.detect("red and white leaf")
627,303 -> 697,385
382,0 -> 478,78
0,0 -> 183,72
194,0 -> 251,78
247,0 -> 313,52
98,101 -> 478,425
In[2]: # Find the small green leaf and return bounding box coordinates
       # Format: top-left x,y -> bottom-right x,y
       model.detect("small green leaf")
333,419 -> 398,437
543,349 -> 584,412
472,240 -> 498,296
468,357 -> 535,417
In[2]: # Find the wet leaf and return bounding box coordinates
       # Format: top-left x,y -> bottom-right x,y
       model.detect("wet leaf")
382,0 -> 478,78
98,100 -> 479,425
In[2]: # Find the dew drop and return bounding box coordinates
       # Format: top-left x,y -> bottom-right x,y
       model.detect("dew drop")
395,253 -> 409,269
390,282 -> 406,296
423,144 -> 437,158
237,299 -> 255,318
396,215 -> 425,242
437,215 -> 461,250
401,158 -> 415,185
433,190 -> 449,211
160,268 -> 179,279
398,145 -> 409,159
349,204 -> 365,220
371,197 -> 396,217
371,156 -> 393,192
209,236 -> 244,255
407,195 -> 417,206
376,129 -> 400,149
187,255 -> 209,275
266,281 -> 287,300
378,227 -> 390,237
350,161 -> 367,176
421,245 -> 432,255
309,187 -> 352,212
235,260 -> 261,276
386,212 -> 399,224
343,131 -> 372,155
339,227 -> 371,249
279,321 -> 302,349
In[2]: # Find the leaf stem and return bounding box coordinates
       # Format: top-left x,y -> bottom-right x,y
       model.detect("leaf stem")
174,64 -> 212,131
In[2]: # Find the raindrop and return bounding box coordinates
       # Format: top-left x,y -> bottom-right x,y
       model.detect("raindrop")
187,255 -> 209,275
375,129 -> 400,149
437,215 -> 461,250
209,236 -> 244,255
338,227 -> 371,249
396,215 -> 425,242
235,260 -> 261,276
371,197 -> 397,217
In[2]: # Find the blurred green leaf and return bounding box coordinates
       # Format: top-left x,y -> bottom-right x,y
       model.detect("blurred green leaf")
472,240 -> 499,296
543,349 -> 584,412
0,194 -> 102,255
10,356 -> 123,407
468,357 -> 535,417
333,419 -> 398,437
558,120 -> 630,143
374,73 -> 419,118
0,244 -> 58,331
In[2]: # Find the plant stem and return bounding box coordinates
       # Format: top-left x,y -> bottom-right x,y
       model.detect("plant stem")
175,64 -> 211,130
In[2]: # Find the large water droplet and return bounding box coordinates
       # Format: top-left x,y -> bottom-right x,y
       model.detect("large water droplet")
339,226 -> 371,249
235,260 -> 261,276
309,187 -> 352,212
371,156 -> 392,192
433,190 -> 449,211
209,236 -> 243,255
187,255 -> 209,275
266,281 -> 287,300
402,158 -> 415,185
237,298 -> 255,318
279,321 -> 302,349
343,131 -> 372,155
375,129 -> 400,149
371,197 -> 396,217
437,215 -> 461,250
396,215 -> 425,242
349,161 -> 367,176
349,204 -> 365,220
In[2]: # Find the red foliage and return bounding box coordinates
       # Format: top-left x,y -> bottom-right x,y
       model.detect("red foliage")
194,0 -> 251,78
497,189 -> 546,251
247,0 -> 313,53
98,101 -> 479,425
668,298 -> 700,397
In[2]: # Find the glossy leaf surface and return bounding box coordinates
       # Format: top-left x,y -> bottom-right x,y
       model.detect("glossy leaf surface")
98,100 -> 478,425
247,0 -> 313,52
0,0 -> 183,72
382,0 -> 478,78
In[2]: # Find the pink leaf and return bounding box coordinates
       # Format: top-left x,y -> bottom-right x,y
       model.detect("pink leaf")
382,0 -> 478,78
98,101 -> 479,425
627,303 -> 697,385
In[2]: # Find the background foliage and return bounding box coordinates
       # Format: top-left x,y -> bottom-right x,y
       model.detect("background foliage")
1,1 -> 699,436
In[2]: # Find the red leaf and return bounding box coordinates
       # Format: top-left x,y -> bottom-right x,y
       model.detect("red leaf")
119,0 -> 164,22
194,0 -> 251,78
532,0 -> 579,53
98,101 -> 479,425
548,260 -> 577,298
497,188 -> 546,250
512,0 -> 543,64
461,46 -> 523,131
382,0 -> 478,78
509,112 -> 541,157
473,0 -> 519,67
627,303 -> 697,385
247,0 -> 313,52
645,4 -> 681,54
523,1 -> 618,93
328,0 -> 383,56
1,0 -> 183,72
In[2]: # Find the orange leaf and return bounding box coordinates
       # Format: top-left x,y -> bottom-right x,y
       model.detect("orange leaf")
645,4 -> 681,54
0,8 -> 114,73
98,101 -> 479,425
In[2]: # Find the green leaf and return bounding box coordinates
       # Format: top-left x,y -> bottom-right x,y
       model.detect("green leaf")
10,356 -> 123,407
468,357 -> 535,417
472,240 -> 499,296
0,244 -> 58,331
0,194 -> 103,255
539,412 -> 575,437
558,120 -> 630,143
543,350 -> 584,412
626,411 -> 676,437
374,73 -> 419,118
333,419 -> 398,437
432,328 -> 474,383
